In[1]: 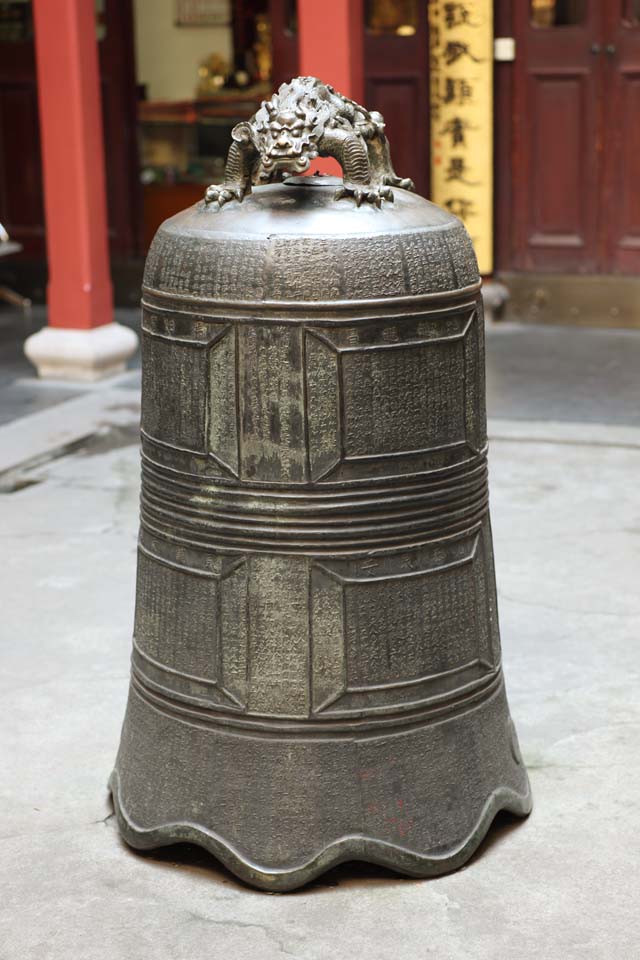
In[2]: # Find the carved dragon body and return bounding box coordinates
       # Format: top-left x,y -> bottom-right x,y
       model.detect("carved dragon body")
205,76 -> 414,209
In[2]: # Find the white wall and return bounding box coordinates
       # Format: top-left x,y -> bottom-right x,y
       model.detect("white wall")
134,0 -> 233,101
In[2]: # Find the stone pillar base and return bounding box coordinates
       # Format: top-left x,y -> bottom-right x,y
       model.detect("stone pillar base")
24,322 -> 139,382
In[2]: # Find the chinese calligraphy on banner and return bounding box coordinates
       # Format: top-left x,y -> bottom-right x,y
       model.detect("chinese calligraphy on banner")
429,0 -> 493,275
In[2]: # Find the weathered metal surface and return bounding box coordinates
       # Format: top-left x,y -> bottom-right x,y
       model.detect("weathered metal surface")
111,82 -> 531,892
204,76 -> 414,209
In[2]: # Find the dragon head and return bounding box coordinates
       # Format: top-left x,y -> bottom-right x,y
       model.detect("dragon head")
254,96 -> 322,176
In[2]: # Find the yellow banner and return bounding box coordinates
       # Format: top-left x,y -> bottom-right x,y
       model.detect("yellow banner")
429,0 -> 493,275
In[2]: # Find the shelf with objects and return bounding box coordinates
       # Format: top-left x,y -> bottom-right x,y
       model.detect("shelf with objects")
138,85 -> 269,249
137,1 -> 275,249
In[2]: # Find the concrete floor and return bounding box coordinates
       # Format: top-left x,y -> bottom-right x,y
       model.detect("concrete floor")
1,321 -> 639,958
0,308 -> 140,426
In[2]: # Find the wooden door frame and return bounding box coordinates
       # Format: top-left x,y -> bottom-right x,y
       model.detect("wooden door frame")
494,0 -> 604,274
0,0 -> 141,263
493,0 -> 640,277
599,4 -> 640,274
0,8 -> 44,257
363,3 -> 430,200
100,0 -> 142,261
493,0 -> 513,275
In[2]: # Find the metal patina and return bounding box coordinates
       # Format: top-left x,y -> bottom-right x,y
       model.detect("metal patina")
111,78 -> 532,892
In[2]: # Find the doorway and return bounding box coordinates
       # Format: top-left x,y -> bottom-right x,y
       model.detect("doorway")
502,0 -> 640,276
268,0 -> 431,198
0,0 -> 141,264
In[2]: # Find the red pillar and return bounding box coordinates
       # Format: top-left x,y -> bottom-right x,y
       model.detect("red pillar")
32,0 -> 113,330
298,0 -> 364,102
298,0 -> 364,175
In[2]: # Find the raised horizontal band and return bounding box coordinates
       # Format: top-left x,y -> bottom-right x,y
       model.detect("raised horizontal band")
139,449 -> 489,554
130,659 -> 503,739
141,282 -> 482,324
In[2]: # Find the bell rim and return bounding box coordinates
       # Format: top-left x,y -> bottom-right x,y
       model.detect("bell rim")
109,769 -> 532,893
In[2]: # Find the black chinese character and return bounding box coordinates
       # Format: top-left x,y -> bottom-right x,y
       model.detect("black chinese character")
444,157 -> 480,185
443,41 -> 483,65
444,3 -> 479,29
444,198 -> 477,219
439,116 -> 475,147
442,77 -> 474,105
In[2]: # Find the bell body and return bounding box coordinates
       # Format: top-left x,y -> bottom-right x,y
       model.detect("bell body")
111,176 -> 531,891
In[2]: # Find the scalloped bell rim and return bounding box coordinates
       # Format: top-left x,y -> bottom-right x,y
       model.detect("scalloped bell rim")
109,770 -> 532,893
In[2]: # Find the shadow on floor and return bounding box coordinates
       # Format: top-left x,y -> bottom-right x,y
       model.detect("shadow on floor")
111,805 -> 529,897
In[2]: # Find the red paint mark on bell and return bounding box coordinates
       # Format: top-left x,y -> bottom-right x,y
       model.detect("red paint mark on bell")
384,814 -> 415,839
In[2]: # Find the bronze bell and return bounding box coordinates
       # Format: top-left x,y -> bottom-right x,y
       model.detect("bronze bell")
111,77 -> 531,891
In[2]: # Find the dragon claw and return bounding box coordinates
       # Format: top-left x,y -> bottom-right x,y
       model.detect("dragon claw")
204,183 -> 247,208
383,175 -> 415,193
334,182 -> 395,208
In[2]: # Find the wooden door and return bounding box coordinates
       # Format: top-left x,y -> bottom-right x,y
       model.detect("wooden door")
0,3 -> 43,256
0,0 -> 140,260
269,0 -> 299,91
600,1 -> 640,273
363,0 -> 430,198
505,0 -> 640,275
99,0 -> 141,260
510,0 -> 601,273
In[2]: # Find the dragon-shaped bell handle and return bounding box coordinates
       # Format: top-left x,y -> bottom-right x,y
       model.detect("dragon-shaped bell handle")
204,76 -> 414,210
